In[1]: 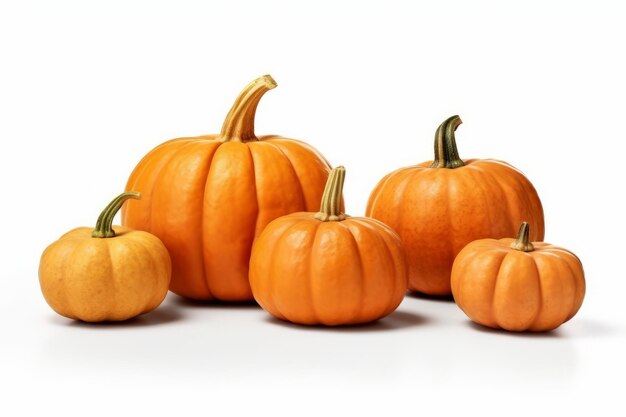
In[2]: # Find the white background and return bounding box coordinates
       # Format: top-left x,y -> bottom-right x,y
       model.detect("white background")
1,1 -> 624,415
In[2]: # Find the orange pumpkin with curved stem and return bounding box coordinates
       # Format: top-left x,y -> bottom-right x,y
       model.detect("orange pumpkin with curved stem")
366,115 -> 545,296
250,166 -> 408,326
122,75 -> 336,301
451,222 -> 585,332
39,192 -> 171,322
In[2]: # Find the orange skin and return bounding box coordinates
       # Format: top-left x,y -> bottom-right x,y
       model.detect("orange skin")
39,226 -> 171,322
250,213 -> 408,326
451,236 -> 585,332
367,158 -> 544,296
122,135 -> 333,301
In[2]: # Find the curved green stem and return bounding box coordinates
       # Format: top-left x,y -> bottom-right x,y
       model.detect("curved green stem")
218,75 -> 277,143
430,115 -> 465,169
92,192 -> 141,238
510,222 -> 535,252
315,166 -> 346,222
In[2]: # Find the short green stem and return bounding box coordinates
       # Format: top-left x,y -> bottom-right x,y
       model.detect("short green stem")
510,222 -> 534,252
92,192 -> 141,238
430,115 -> 465,169
315,166 -> 346,222
218,75 -> 277,143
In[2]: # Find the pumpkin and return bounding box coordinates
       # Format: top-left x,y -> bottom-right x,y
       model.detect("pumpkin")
250,166 -> 408,326
366,115 -> 545,296
451,222 -> 585,332
122,75 -> 335,301
39,192 -> 171,322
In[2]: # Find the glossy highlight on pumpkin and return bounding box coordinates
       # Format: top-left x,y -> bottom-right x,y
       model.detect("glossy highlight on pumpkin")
250,166 -> 408,326
122,75 -> 336,301
451,222 -> 585,332
366,115 -> 545,296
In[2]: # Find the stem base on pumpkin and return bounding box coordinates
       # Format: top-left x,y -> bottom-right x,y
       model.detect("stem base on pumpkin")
92,192 -> 141,238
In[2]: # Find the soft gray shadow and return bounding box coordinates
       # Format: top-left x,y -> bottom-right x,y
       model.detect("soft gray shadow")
170,295 -> 260,309
51,303 -> 184,328
561,318 -> 619,338
264,309 -> 428,333
467,317 -> 620,339
405,291 -> 455,302
466,320 -> 563,338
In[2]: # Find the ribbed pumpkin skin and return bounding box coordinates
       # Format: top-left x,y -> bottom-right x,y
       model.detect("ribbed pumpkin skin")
39,226 -> 171,322
366,158 -> 544,296
122,135 -> 332,301
451,238 -> 585,332
249,213 -> 408,326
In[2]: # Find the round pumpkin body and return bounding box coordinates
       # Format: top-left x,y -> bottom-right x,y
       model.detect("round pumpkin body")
39,194 -> 171,322
122,76 -> 334,301
451,223 -> 585,332
250,167 -> 408,326
366,116 -> 544,295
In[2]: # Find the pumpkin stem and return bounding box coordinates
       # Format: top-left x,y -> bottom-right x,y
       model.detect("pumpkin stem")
92,192 -> 141,238
315,166 -> 346,222
218,75 -> 277,143
430,115 -> 465,169
511,222 -> 535,252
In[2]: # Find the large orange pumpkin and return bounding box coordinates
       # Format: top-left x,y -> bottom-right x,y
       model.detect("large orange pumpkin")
250,167 -> 408,326
122,75 -> 335,301
451,222 -> 585,332
366,115 -> 544,296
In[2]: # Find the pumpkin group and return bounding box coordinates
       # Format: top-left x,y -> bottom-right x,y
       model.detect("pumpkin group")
122,75 -> 335,301
250,166 -> 408,326
39,192 -> 171,322
38,72 -> 585,334
366,115 -> 545,296
451,222 -> 585,332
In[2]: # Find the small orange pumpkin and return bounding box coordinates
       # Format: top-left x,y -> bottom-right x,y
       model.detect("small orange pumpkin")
250,166 -> 408,326
122,75 -> 335,301
366,115 -> 545,296
39,192 -> 171,322
451,222 -> 585,332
